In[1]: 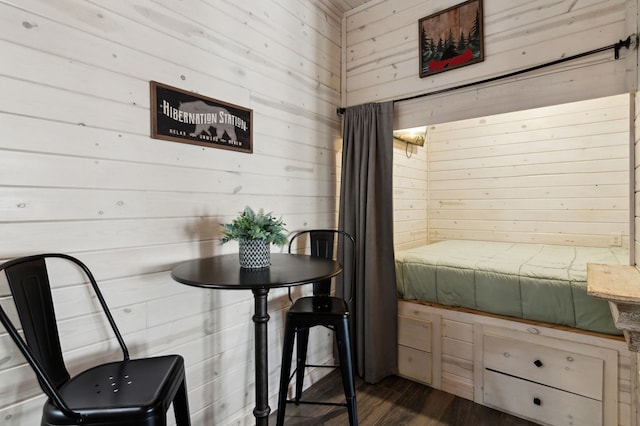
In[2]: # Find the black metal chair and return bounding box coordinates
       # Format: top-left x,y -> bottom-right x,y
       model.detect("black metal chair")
276,230 -> 357,425
0,253 -> 191,426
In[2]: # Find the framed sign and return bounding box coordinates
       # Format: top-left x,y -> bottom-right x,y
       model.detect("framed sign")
419,0 -> 484,78
150,81 -> 253,153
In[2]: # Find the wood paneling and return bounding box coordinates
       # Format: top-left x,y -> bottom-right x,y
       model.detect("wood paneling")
393,94 -> 632,250
345,0 -> 635,127
393,140 -> 428,249
1,0 -> 638,423
427,94 -> 631,247
0,0 -> 343,424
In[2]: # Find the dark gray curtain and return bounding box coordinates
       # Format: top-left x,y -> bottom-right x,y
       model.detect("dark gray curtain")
338,101 -> 397,384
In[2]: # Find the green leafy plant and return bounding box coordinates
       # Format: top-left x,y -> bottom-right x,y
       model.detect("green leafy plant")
219,207 -> 288,246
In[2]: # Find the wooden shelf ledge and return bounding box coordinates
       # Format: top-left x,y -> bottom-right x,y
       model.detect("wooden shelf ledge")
587,263 -> 640,351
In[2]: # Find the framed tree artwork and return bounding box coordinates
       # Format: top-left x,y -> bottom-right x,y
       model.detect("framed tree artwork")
419,0 -> 484,78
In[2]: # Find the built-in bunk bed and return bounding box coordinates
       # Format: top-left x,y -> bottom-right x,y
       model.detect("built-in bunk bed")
395,239 -> 632,426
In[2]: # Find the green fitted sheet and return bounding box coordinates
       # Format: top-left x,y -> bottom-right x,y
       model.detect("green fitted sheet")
395,240 -> 629,335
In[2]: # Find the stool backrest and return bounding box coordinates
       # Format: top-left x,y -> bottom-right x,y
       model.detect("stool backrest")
288,229 -> 356,300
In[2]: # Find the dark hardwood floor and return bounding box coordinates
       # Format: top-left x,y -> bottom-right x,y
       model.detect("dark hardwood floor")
271,369 -> 540,425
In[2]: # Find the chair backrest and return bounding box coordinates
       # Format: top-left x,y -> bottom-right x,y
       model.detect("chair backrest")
288,230 -> 356,299
0,254 -> 128,415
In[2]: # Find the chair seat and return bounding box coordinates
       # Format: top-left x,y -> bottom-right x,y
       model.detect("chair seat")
288,296 -> 349,316
1,254 -> 190,426
43,355 -> 186,424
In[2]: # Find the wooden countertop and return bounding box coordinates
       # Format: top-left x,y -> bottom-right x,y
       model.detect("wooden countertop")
587,263 -> 640,303
587,262 -> 640,351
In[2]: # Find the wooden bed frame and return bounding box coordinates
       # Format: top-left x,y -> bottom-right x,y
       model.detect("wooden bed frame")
397,298 -> 634,426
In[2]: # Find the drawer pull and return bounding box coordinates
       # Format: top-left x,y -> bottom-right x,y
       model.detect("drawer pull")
533,397 -> 542,406
533,359 -> 543,367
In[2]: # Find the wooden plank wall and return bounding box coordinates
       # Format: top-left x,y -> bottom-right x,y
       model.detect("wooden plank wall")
0,1 -> 345,424
393,94 -> 631,251
427,94 -> 631,247
344,0 -> 635,128
393,141 -> 428,250
346,0 -> 637,251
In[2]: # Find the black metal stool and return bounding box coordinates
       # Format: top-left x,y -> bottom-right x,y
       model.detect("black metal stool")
276,230 -> 357,425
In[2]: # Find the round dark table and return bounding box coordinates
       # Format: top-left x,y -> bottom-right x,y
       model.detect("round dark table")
171,253 -> 342,426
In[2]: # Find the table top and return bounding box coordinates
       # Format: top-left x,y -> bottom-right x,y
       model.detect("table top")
171,253 -> 342,290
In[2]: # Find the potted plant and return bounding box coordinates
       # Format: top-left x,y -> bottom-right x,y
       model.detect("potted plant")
220,207 -> 288,268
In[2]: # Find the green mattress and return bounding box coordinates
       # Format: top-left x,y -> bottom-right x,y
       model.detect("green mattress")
395,240 -> 629,335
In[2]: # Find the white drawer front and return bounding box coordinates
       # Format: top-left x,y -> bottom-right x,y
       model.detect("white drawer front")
483,333 -> 603,400
484,370 -> 602,426
398,345 -> 432,385
398,315 -> 431,352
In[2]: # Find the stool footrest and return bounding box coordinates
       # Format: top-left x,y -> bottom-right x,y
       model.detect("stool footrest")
305,364 -> 339,369
286,364 -> 340,387
286,399 -> 347,408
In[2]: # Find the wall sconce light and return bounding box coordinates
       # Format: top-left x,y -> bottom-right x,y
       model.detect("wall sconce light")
393,126 -> 427,146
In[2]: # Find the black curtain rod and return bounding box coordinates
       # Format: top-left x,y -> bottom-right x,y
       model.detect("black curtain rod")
336,34 -> 636,116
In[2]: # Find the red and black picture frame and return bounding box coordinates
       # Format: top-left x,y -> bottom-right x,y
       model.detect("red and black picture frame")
419,0 -> 484,78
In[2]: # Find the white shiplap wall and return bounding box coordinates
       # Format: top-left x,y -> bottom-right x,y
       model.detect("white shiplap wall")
0,1 -> 345,425
393,94 -> 632,251
393,140 -> 428,251
427,94 -> 631,247
345,0 -> 637,250
345,0 -> 636,126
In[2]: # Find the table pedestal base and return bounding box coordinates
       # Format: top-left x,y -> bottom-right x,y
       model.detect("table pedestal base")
252,288 -> 270,426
